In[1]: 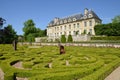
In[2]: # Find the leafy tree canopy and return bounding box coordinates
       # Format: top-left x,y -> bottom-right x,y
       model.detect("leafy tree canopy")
112,15 -> 120,23
0,24 -> 17,43
94,23 -> 120,36
22,19 -> 47,42
23,19 -> 37,36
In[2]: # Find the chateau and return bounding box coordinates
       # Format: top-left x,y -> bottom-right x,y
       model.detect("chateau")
46,8 -> 102,42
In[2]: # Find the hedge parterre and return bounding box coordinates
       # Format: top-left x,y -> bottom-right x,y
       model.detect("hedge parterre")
0,44 -> 120,80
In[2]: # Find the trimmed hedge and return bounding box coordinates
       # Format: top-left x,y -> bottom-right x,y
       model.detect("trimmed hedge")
91,36 -> 120,40
0,45 -> 120,80
80,58 -> 120,80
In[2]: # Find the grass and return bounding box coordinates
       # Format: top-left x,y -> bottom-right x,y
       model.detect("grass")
0,44 -> 120,80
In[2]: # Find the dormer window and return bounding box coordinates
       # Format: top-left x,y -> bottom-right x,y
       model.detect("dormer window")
84,15 -> 87,19
64,19 -> 67,23
57,22 -> 59,25
50,23 -> 52,26
60,20 -> 63,24
73,18 -> 77,21
68,18 -> 72,22
89,14 -> 92,18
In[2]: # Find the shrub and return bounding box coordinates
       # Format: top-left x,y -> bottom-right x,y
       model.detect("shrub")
67,35 -> 73,42
61,35 -> 66,43
91,36 -> 120,40
94,23 -> 120,36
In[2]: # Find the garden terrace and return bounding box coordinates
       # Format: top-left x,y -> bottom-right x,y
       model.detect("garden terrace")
0,44 -> 120,80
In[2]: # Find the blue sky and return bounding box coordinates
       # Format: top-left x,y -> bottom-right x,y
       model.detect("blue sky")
1,0 -> 120,35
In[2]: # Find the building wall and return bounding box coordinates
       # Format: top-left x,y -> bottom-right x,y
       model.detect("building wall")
47,8 -> 101,41
47,19 -> 99,35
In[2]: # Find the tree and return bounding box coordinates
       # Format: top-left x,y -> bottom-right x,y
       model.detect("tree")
112,15 -> 120,23
3,25 -> 17,43
27,33 -> 35,42
22,19 -> 47,41
23,19 -> 37,36
36,28 -> 46,37
23,19 -> 37,40
67,35 -> 73,42
94,23 -> 120,36
61,35 -> 66,43
0,17 -> 6,29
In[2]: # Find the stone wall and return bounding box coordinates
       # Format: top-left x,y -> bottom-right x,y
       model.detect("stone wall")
18,42 -> 120,48
35,35 -> 91,42
72,35 -> 91,41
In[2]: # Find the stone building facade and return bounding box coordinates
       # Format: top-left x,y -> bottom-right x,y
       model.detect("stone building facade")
47,8 -> 102,42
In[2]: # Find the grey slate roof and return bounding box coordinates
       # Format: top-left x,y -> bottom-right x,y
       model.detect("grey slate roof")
48,8 -> 101,27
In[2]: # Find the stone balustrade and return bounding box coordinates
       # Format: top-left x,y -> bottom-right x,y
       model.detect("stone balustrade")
18,42 -> 120,48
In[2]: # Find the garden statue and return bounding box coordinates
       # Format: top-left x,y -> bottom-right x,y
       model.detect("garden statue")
13,39 -> 17,50
60,45 -> 65,54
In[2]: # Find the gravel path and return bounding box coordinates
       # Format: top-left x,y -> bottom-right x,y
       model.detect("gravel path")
12,61 -> 24,69
12,62 -> 28,80
16,77 -> 28,80
105,66 -> 120,80
0,68 -> 4,80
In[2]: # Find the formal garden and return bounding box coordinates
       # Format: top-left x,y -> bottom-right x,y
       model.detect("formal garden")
0,44 -> 120,80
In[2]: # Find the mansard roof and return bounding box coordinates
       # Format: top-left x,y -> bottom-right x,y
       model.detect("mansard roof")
48,8 -> 101,27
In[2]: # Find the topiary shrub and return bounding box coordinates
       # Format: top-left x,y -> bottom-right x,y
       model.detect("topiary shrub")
61,35 -> 66,43
67,35 -> 73,42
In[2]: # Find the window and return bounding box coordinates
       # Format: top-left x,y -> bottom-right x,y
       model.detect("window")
60,26 -> 62,30
64,19 -> 67,23
73,31 -> 76,35
69,31 -> 71,35
64,31 -> 66,35
60,20 -> 63,24
73,18 -> 76,21
69,24 -> 71,29
89,29 -> 92,34
60,32 -> 62,35
57,27 -> 59,30
73,24 -> 76,28
55,27 -> 56,31
68,18 -> 72,22
77,23 -> 80,28
55,33 -> 56,36
84,21 -> 87,27
84,15 -> 87,19
89,21 -> 92,26
89,14 -> 92,18
57,22 -> 59,25
64,25 -> 66,30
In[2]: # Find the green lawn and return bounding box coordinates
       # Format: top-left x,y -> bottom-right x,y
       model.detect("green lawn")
0,44 -> 120,80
